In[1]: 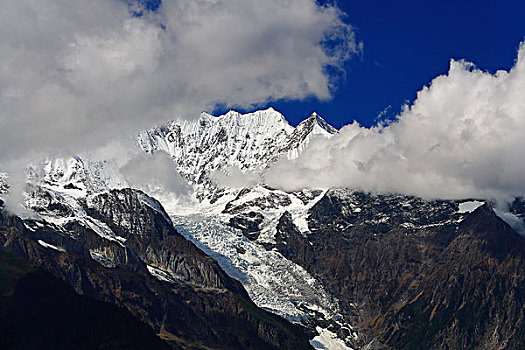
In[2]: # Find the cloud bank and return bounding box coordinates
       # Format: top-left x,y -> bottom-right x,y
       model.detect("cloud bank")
0,0 -> 357,165
266,42 -> 525,202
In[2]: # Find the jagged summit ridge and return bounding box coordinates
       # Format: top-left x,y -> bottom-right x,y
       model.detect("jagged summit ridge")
137,108 -> 337,201
205,107 -> 291,127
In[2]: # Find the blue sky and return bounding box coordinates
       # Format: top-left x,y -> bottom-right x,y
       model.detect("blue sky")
134,0 -> 525,128
2,0 -> 524,165
252,0 -> 525,128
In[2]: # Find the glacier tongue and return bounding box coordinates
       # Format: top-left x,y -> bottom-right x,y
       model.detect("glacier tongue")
173,213 -> 342,323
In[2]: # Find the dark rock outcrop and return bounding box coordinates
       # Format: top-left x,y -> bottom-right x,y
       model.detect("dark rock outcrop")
0,250 -> 171,350
0,188 -> 313,350
274,190 -> 525,349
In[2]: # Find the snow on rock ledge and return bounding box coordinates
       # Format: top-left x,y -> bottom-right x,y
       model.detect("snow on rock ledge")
458,200 -> 484,213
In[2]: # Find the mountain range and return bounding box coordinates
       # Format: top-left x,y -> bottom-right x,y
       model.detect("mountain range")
1,108 -> 524,349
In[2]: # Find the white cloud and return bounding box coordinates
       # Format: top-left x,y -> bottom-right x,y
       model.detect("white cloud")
120,151 -> 191,198
0,0 -> 357,166
266,42 -> 525,202
211,166 -> 261,189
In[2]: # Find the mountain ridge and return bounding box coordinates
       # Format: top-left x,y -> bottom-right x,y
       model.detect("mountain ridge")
1,108 -> 525,349
0,189 -> 314,349
137,108 -> 337,203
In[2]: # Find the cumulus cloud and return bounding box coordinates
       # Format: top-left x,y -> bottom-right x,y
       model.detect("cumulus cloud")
0,0 -> 357,166
266,42 -> 525,202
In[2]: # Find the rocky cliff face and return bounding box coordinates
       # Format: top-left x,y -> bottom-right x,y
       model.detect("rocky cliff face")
0,187 -> 312,350
377,206 -> 525,350
0,249 -> 171,350
272,189 -> 525,349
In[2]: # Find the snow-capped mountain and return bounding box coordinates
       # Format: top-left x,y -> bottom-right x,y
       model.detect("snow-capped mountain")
137,108 -> 336,202
2,108 -> 525,350
27,156 -> 127,195
136,109 -> 358,346
0,109 -> 351,349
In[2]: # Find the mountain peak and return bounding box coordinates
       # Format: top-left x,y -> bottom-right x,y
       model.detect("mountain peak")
309,112 -> 338,134
295,112 -> 337,136
137,107 -> 337,201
